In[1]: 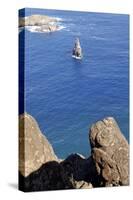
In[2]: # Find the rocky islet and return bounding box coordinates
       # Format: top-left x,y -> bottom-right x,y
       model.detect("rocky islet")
19,14 -> 62,33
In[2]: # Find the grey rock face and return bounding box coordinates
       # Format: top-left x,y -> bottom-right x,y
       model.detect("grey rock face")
89,117 -> 129,186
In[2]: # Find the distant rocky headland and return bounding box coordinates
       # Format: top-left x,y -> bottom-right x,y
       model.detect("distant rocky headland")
19,113 -> 129,192
19,14 -> 62,33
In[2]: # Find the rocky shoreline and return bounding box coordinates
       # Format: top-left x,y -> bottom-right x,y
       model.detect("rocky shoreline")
19,113 -> 129,192
19,14 -> 62,33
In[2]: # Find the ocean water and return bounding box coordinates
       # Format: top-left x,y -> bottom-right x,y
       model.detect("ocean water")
19,8 -> 129,159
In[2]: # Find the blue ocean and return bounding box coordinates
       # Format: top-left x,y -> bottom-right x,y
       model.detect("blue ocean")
19,8 -> 129,159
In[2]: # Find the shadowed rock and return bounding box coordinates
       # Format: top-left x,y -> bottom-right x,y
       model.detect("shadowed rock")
61,154 -> 96,184
19,161 -> 75,192
19,153 -> 94,191
89,117 -> 129,186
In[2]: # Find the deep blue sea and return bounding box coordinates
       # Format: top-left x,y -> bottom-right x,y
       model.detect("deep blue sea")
19,8 -> 129,159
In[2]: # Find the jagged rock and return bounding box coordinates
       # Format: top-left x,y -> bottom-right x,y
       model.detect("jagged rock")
19,113 -> 58,177
89,117 -> 129,186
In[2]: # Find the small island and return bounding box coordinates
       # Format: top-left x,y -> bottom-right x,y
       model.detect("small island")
19,14 -> 62,33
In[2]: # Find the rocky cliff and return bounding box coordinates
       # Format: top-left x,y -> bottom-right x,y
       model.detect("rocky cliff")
19,113 -> 129,192
19,15 -> 61,33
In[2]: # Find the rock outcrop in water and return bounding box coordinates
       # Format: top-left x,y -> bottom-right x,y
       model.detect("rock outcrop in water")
19,15 -> 61,33
19,113 -> 129,192
72,38 -> 83,59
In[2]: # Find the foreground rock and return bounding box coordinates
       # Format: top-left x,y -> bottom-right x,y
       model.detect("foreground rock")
19,14 -> 61,33
19,114 -> 129,191
89,117 -> 129,186
19,113 -> 58,177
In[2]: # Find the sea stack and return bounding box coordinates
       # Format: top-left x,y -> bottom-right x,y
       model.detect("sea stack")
72,38 -> 83,59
